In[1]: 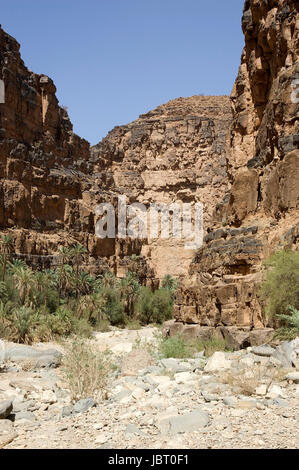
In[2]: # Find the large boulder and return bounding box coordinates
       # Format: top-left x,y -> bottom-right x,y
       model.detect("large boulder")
204,352 -> 231,372
0,401 -> 13,420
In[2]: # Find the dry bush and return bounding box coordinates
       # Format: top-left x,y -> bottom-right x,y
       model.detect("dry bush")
61,339 -> 113,402
220,363 -> 287,396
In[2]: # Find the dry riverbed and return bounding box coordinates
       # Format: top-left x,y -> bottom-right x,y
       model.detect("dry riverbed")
0,327 -> 298,449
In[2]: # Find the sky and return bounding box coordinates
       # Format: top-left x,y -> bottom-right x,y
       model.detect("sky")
1,0 -> 245,145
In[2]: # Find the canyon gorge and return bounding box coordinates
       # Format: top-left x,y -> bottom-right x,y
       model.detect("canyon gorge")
0,0 -> 298,333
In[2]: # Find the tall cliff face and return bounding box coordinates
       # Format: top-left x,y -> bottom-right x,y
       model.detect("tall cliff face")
0,26 -> 99,267
175,0 -> 299,328
91,96 -> 232,280
0,24 -> 232,279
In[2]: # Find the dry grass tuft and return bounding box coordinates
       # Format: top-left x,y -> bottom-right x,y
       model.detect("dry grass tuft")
220,363 -> 287,396
61,339 -> 113,402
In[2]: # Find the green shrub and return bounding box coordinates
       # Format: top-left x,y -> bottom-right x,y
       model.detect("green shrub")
125,319 -> 142,330
102,288 -> 125,326
158,334 -> 232,359
194,337 -> 232,357
275,306 -> 299,340
151,288 -> 173,323
71,318 -> 93,338
137,287 -> 173,325
96,318 -> 111,332
159,334 -> 193,359
137,286 -> 154,324
260,250 -> 299,320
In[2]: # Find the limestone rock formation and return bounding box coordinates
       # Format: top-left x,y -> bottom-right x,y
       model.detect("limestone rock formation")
0,25 -> 98,269
175,0 -> 299,328
91,96 -> 232,279
0,22 -> 232,279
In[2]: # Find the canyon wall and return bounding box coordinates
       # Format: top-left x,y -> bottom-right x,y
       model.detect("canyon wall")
1,0 -> 298,332
0,24 -> 232,281
174,0 -> 299,328
0,25 -> 99,269
91,96 -> 232,280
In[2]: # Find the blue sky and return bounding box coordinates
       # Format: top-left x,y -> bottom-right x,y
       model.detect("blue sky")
1,0 -> 245,145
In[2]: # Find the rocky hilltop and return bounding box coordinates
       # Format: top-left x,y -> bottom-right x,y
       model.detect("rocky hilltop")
175,0 -> 299,331
91,95 -> 231,279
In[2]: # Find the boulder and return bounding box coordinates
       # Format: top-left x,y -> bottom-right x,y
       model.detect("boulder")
0,401 -> 13,420
252,345 -> 275,357
272,341 -> 296,368
169,410 -> 210,434
285,372 -> 299,383
204,352 -> 231,372
5,345 -> 62,368
72,398 -> 96,414
0,420 -> 17,448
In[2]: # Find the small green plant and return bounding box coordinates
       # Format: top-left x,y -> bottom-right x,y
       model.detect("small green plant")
125,319 -> 142,330
96,318 -> 111,332
194,337 -> 232,358
61,339 -> 113,401
158,334 -> 194,359
158,334 -> 231,359
137,287 -> 173,325
275,306 -> 299,340
260,250 -> 299,320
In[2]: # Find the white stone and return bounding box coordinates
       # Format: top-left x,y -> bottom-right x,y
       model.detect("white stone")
149,375 -> 171,385
131,388 -> 146,400
267,384 -> 283,399
285,372 -> 299,383
174,372 -> 195,384
95,433 -> 108,445
204,352 -> 232,372
255,384 -> 268,396
40,390 -> 57,404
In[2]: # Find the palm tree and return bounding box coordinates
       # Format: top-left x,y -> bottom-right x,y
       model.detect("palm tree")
98,271 -> 119,289
56,246 -> 74,302
0,235 -> 13,281
69,244 -> 87,297
7,258 -> 27,274
161,274 -> 179,298
77,271 -> 97,295
119,272 -> 140,317
12,266 -> 36,306
58,246 -> 73,265
55,263 -> 74,301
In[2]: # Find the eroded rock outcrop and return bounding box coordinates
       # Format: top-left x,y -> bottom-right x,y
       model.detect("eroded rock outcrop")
175,0 -> 299,328
91,96 -> 232,279
0,23 -> 232,280
0,25 -> 100,268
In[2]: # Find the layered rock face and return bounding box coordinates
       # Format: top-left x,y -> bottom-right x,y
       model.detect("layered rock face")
0,26 -> 99,268
0,24 -> 232,279
175,0 -> 299,328
91,96 -> 231,280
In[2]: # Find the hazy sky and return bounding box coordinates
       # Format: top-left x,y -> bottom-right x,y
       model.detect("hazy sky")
1,0 -> 245,145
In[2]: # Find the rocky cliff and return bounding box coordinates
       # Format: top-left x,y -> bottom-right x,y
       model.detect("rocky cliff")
174,0 -> 299,329
0,23 -> 232,280
0,25 -> 98,269
91,96 -> 232,280
1,0 -> 298,331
